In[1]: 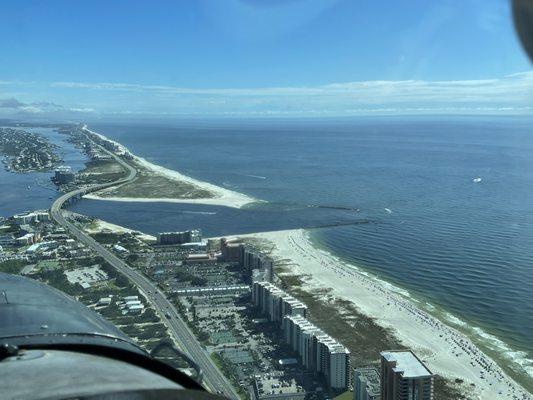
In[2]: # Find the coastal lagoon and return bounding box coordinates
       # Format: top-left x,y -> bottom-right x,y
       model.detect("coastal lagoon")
0,127 -> 87,216
3,117 -> 532,387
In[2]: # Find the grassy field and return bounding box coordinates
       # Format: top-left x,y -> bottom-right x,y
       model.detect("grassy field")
79,159 -> 128,184
83,159 -> 125,174
333,390 -> 352,400
0,259 -> 28,274
36,260 -> 60,271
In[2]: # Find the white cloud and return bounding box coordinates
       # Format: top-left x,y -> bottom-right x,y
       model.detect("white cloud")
19,106 -> 44,113
50,71 -> 533,100
69,107 -> 95,113
3,72 -> 533,116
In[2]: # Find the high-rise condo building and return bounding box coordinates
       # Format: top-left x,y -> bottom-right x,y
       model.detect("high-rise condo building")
353,367 -> 381,400
380,350 -> 434,400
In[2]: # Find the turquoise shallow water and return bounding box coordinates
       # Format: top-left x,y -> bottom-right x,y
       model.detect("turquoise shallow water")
2,117 -> 532,386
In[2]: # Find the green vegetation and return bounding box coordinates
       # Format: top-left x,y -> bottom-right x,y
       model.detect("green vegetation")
0,259 -> 28,274
434,377 -> 472,400
278,274 -> 402,365
211,353 -> 248,400
333,390 -> 352,400
82,159 -> 125,175
191,276 -> 208,286
0,223 -> 20,234
94,159 -> 214,199
138,308 -> 160,323
90,232 -> 120,244
77,281 -> 137,305
137,323 -> 167,340
114,274 -> 131,288
126,254 -> 140,263
78,159 -> 127,184
36,260 -> 60,271
173,270 -> 197,284
148,339 -> 190,369
39,269 -> 83,296
67,256 -> 106,268
120,322 -> 168,340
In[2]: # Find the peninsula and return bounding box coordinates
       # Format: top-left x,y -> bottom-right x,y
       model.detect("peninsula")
1,123 -> 531,400
0,127 -> 62,172
65,126 -> 256,209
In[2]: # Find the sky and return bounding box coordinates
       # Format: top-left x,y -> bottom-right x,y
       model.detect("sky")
0,0 -> 531,120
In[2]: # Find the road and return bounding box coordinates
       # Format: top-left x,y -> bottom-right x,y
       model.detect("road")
50,129 -> 239,399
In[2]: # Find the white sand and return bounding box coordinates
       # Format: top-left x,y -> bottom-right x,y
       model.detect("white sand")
83,194 -> 260,208
238,229 -> 532,400
82,126 -> 257,209
84,218 -> 156,242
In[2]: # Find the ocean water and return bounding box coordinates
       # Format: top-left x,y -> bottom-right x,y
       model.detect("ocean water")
3,118 -> 533,387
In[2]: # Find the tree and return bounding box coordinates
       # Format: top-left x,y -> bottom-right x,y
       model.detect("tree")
191,276 -> 207,286
115,274 -> 130,288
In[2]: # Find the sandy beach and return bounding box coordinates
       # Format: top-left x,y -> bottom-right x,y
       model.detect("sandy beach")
82,127 -> 257,209
238,229 -> 532,400
78,126 -> 532,399
83,193 -> 257,208
83,217 -> 157,242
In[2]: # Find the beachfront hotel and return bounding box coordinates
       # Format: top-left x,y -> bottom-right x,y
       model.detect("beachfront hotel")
380,350 -> 434,400
241,245 -> 274,281
220,237 -> 242,262
252,282 -> 350,390
157,229 -> 202,245
251,281 -> 307,324
283,314 -> 350,390
316,334 -> 351,390
219,239 -> 274,282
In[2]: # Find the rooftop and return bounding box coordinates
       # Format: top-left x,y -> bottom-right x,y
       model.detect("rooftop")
381,350 -> 433,378
64,265 -> 109,287
256,375 -> 304,397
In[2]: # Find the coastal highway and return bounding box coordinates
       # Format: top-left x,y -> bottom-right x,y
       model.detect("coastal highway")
50,130 -> 239,399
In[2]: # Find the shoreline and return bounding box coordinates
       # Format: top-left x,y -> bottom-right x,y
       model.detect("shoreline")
82,126 -> 258,209
306,231 -> 533,383
77,125 -> 532,398
236,228 -> 532,399
79,210 -> 532,398
76,215 -> 157,242
83,194 -> 261,208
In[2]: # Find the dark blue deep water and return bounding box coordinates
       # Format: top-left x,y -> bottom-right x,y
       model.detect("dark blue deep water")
3,118 -> 532,384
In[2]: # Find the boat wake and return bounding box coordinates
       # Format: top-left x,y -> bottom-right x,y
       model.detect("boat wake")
242,174 -> 267,179
310,204 -> 360,211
